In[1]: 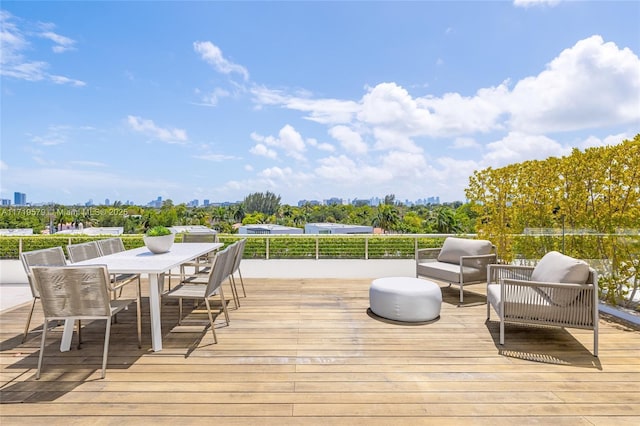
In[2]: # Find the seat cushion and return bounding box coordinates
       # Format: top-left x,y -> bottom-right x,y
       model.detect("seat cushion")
437,237 -> 493,264
417,261 -> 484,284
531,251 -> 590,306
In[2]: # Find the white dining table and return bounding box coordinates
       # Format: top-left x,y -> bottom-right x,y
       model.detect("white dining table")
66,242 -> 222,352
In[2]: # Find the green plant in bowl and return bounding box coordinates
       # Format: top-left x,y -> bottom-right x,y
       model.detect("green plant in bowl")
146,226 -> 172,237
144,226 -> 174,253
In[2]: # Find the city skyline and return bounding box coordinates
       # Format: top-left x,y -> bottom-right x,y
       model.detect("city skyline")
2,190 -> 442,208
1,1 -> 639,206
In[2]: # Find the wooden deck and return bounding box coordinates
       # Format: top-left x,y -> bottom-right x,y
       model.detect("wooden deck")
1,277 -> 639,425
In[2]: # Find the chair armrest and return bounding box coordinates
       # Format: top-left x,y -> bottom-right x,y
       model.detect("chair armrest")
416,248 -> 441,262
488,264 -> 534,284
460,253 -> 496,263
459,253 -> 497,271
500,278 -> 596,308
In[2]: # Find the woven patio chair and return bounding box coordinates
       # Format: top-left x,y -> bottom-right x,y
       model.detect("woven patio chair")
487,251 -> 599,356
31,265 -> 139,379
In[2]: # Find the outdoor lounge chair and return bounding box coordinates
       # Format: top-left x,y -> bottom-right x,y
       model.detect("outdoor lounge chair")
486,251 -> 599,356
31,265 -> 139,379
416,237 -> 497,303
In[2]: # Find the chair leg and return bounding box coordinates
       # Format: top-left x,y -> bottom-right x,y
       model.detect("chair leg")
459,284 -> 464,303
229,274 -> 240,309
218,287 -> 230,325
36,319 -> 49,380
204,298 -> 218,344
178,298 -> 183,325
101,319 -> 112,379
237,269 -> 246,298
22,298 -> 37,343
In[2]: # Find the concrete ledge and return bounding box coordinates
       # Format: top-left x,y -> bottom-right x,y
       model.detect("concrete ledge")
1,259 -> 416,312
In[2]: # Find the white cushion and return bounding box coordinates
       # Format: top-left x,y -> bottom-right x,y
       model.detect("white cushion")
531,251 -> 590,306
437,237 -> 493,264
531,251 -> 589,284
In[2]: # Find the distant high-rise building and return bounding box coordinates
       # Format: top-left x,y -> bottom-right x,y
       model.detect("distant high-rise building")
1,199 -> 11,206
105,198 -> 110,206
14,192 -> 26,205
204,199 -> 210,206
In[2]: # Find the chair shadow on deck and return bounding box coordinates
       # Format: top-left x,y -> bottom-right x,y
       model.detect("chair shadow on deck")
0,307 -> 147,403
484,320 -> 603,369
0,295 -> 227,403
440,284 -> 486,307
159,299 -> 230,358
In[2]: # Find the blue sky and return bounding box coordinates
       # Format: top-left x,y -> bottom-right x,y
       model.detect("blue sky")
1,1 -> 639,206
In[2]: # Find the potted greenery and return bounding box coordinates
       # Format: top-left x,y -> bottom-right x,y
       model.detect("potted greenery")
143,226 -> 175,254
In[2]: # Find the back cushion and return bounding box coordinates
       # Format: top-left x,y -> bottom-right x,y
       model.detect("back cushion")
531,251 -> 590,284
437,237 -> 494,264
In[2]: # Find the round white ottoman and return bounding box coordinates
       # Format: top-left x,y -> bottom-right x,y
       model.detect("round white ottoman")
369,277 -> 442,322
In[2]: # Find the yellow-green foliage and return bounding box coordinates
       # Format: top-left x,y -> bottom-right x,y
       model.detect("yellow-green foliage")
465,135 -> 639,306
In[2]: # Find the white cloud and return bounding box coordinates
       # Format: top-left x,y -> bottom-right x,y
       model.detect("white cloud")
452,137 -> 480,149
307,138 -> 335,152
126,115 -> 188,144
259,166 -> 293,180
328,125 -> 368,154
508,36 -> 640,132
252,36 -> 639,147
380,151 -> 428,179
40,31 -> 76,52
250,125 -> 307,161
315,155 -> 391,185
277,125 -> 306,160
69,160 -> 107,167
482,132 -> 570,167
371,128 -> 423,154
239,35 -> 639,203
30,125 -> 72,146
50,74 -> 86,87
359,82 -> 431,129
194,41 -> 249,81
195,87 -> 230,107
513,0 -> 561,8
193,153 -> 236,162
250,143 -> 277,159
0,11 -> 84,86
251,86 -> 359,124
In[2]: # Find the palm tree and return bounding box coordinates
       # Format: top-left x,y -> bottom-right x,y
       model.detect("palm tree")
372,204 -> 400,234
430,206 -> 461,233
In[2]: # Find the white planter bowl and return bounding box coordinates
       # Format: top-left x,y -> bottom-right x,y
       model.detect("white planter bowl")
143,234 -> 175,254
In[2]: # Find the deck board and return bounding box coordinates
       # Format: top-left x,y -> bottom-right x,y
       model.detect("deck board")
1,277 -> 639,425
